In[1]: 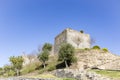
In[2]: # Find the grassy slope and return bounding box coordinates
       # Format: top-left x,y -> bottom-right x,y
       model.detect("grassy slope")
90,69 -> 120,79
21,49 -> 120,79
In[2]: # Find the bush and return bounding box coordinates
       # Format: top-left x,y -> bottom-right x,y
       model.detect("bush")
102,48 -> 108,52
80,30 -> 84,33
84,48 -> 90,50
21,62 -> 40,75
8,70 -> 16,76
63,78 -> 76,80
47,66 -> 56,71
92,45 -> 100,50
22,64 -> 36,74
39,69 -> 47,74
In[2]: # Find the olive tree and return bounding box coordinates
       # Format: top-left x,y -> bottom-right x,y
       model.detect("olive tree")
42,43 -> 52,51
9,56 -> 24,76
58,43 -> 77,68
38,50 -> 49,68
38,43 -> 52,68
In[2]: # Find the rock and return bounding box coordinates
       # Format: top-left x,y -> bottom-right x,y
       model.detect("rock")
54,69 -> 112,80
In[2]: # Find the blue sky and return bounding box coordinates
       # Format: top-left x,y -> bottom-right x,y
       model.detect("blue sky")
0,0 -> 120,67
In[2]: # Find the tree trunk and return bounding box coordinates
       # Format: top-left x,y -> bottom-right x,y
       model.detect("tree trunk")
43,62 -> 45,68
65,60 -> 68,68
16,69 -> 19,76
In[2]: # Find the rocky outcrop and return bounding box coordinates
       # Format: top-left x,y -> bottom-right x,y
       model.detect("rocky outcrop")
55,69 -> 111,80
75,49 -> 120,70
22,53 -> 39,66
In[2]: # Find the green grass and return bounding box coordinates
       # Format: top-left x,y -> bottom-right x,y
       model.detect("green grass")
90,69 -> 120,79
23,73 -> 76,80
25,73 -> 57,78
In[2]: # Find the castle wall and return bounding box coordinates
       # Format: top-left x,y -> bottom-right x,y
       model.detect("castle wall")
54,28 -> 91,54
66,28 -> 90,49
54,30 -> 67,54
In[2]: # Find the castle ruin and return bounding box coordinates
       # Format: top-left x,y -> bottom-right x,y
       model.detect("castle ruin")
54,28 -> 91,54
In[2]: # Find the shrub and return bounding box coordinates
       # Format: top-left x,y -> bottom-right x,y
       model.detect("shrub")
80,30 -> 84,33
47,66 -> 56,71
21,62 -> 40,75
39,69 -> 46,74
92,45 -> 100,50
84,48 -> 90,50
63,78 -> 76,80
8,70 -> 16,76
102,48 -> 108,52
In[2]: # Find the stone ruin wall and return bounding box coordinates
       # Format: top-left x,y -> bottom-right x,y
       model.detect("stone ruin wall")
66,28 -> 90,49
54,30 -> 67,54
54,28 -> 91,54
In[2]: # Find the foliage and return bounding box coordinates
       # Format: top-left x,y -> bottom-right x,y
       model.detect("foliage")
7,70 -> 16,76
21,61 -> 40,75
0,67 -> 3,75
58,43 -> 76,68
9,56 -> 24,76
47,65 -> 56,71
90,69 -> 120,79
39,69 -> 47,74
71,57 -> 77,63
84,48 -> 90,50
2,65 -> 16,77
0,67 -> 2,71
102,48 -> 108,52
38,50 -> 49,68
80,30 -> 84,33
63,78 -> 76,80
92,45 -> 100,50
3,65 -> 12,73
42,43 -> 52,51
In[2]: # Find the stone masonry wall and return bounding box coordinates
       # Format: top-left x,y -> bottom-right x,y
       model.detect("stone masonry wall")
54,29 -> 67,54
66,28 -> 90,49
54,28 -> 90,54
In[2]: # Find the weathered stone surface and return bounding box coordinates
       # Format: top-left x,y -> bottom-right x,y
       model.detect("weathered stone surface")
54,28 -> 90,54
55,69 -> 111,80
0,78 -> 55,80
75,49 -> 120,70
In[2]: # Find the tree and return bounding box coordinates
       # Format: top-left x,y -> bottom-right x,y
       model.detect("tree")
80,30 -> 84,33
38,43 -> 52,68
3,65 -> 12,73
42,43 -> 52,51
0,67 -> 3,75
38,50 -> 49,68
58,43 -> 76,68
9,56 -> 23,76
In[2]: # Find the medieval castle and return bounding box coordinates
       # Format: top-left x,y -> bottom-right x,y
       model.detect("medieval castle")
54,28 -> 91,54
23,28 -> 120,71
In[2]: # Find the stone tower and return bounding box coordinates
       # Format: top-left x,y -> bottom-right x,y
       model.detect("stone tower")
54,28 -> 91,54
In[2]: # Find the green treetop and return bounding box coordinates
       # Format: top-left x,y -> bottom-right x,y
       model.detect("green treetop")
58,43 -> 77,68
9,56 -> 24,76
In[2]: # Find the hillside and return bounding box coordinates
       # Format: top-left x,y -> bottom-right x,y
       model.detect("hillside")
74,49 -> 120,70
1,49 -> 120,80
